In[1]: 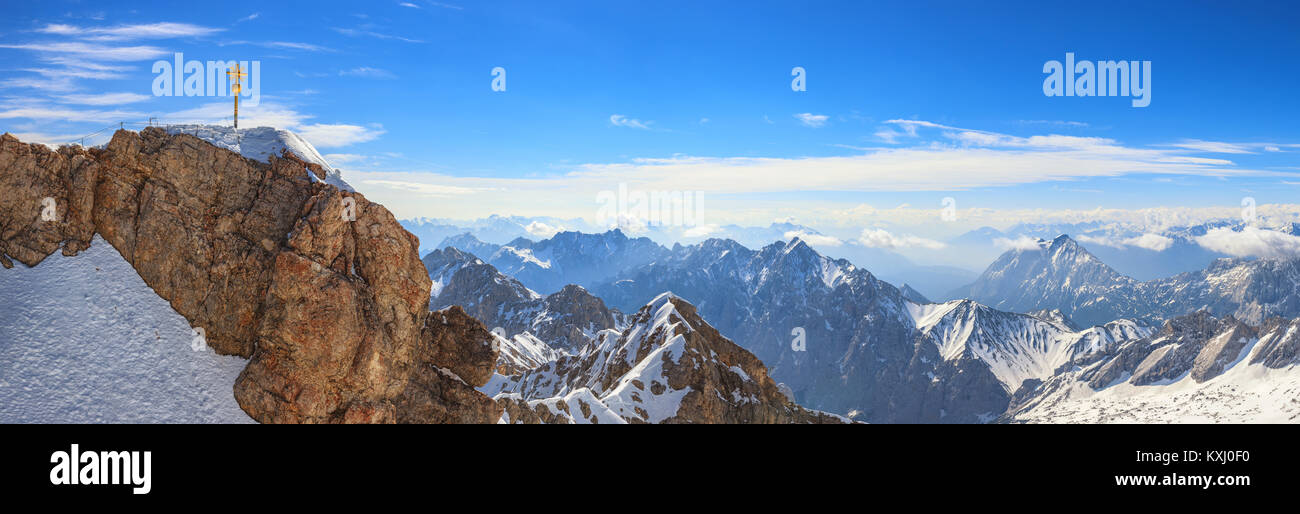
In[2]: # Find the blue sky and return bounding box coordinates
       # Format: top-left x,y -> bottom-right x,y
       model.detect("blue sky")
2,0 -> 1299,241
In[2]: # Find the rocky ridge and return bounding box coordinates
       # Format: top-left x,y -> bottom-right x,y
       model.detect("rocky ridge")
0,128 -> 500,423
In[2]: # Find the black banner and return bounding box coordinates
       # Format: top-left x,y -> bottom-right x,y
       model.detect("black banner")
3,423 -> 1288,505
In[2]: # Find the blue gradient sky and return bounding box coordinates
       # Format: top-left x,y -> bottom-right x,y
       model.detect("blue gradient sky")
2,0 -> 1298,232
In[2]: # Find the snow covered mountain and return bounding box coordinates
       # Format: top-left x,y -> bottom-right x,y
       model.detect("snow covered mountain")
432,229 -> 672,295
582,236 -> 1180,422
424,246 -> 626,351
401,214 -> 594,253
945,220 -> 1296,282
163,124 -> 353,192
957,234 -> 1300,326
591,237 -> 1000,422
1007,311 -> 1300,423
952,235 -> 1144,327
908,299 -> 1152,393
485,293 -> 846,424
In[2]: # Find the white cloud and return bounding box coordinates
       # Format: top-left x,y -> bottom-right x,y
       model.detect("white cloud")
609,114 -> 651,130
323,154 -> 369,168
295,123 -> 385,148
1194,227 -> 1300,259
55,92 -> 151,105
682,224 -> 720,238
339,67 -> 396,79
1076,233 -> 1174,252
159,101 -> 312,128
267,41 -> 331,52
784,230 -> 842,247
794,113 -> 828,128
0,42 -> 169,61
994,236 -> 1045,251
561,120 -> 1290,195
357,179 -> 479,197
525,221 -> 563,238
332,28 -> 423,43
237,13 -> 261,23
857,228 -> 945,250
1169,139 -> 1255,154
35,22 -> 223,41
0,106 -> 144,124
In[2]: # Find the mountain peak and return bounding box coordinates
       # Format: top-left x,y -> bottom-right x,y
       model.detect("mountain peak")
163,124 -> 353,192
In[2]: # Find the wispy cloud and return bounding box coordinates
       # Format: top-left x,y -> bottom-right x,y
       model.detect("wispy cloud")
357,179 -> 479,197
35,22 -> 223,41
340,67 -> 397,79
994,235 -> 1044,251
221,40 -> 333,52
332,27 -> 424,43
609,114 -> 652,130
1195,226 -> 1300,258
426,1 -> 464,9
857,228 -> 945,250
0,106 -> 145,124
785,230 -> 843,247
1015,120 -> 1090,128
55,92 -> 152,105
1076,233 -> 1174,252
236,13 -> 261,24
0,41 -> 169,61
794,112 -> 828,128
1166,139 -> 1298,154
296,123 -> 386,148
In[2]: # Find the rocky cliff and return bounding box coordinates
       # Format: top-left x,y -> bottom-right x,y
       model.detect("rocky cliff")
0,128 -> 500,423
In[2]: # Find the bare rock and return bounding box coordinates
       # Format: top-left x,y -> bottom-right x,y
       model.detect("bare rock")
1,128 -> 501,423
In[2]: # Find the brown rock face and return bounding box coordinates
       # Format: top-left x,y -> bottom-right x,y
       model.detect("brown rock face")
393,306 -> 501,423
0,129 -> 500,423
0,134 -> 99,268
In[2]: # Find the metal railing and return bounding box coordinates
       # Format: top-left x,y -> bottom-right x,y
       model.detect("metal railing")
62,117 -> 236,147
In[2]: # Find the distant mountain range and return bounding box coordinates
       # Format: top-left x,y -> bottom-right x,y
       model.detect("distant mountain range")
428,233 -> 1160,422
945,220 -> 1300,282
955,234 -> 1300,327
410,217 -> 1300,423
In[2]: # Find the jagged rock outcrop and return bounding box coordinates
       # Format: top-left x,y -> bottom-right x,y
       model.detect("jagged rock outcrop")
427,247 -> 625,351
490,293 -> 847,424
0,129 -> 500,423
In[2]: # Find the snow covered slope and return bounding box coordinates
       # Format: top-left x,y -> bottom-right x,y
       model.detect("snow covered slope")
1008,312 -> 1300,423
0,236 -> 252,423
164,124 -> 353,192
907,299 -> 1152,392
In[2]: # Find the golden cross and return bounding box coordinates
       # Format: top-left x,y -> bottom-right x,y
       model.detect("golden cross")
226,64 -> 247,128
226,64 -> 246,94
